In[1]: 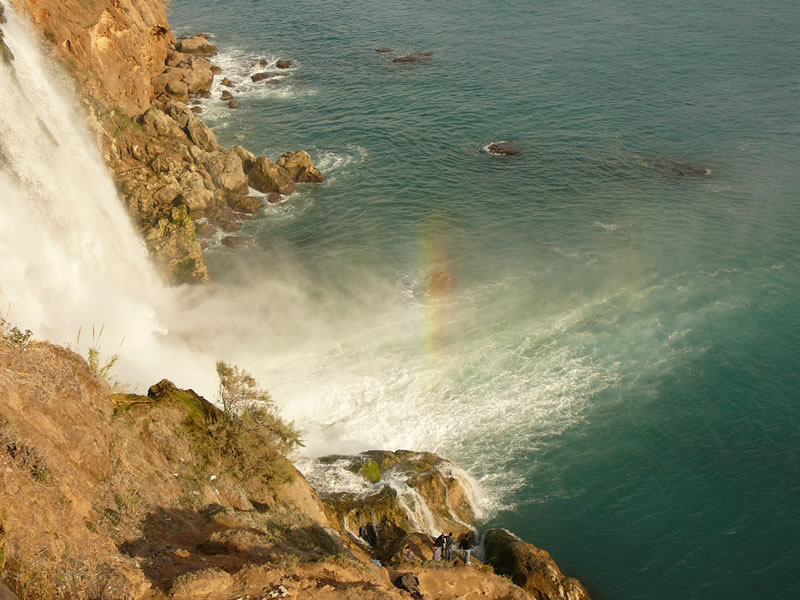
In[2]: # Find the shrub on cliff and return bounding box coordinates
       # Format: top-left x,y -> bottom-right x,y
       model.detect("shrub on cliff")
209,361 -> 302,482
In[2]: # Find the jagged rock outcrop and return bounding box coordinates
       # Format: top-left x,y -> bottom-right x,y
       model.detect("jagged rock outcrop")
278,149 -> 325,183
10,0 -> 174,116
484,529 -> 591,600
176,33 -> 217,57
315,450 -> 476,559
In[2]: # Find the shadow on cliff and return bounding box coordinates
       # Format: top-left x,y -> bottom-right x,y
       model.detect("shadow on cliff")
118,504 -> 339,592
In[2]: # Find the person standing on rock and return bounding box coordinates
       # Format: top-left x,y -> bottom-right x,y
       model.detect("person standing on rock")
433,532 -> 445,561
445,532 -> 455,562
459,531 -> 475,565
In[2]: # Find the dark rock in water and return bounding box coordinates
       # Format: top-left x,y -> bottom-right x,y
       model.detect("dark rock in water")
227,98 -> 239,109
653,158 -> 712,177
221,90 -> 234,101
677,167 -> 712,177
375,47 -> 392,53
210,65 -> 222,75
196,89 -> 211,99
259,58 -> 268,67
267,193 -> 283,204
483,529 -> 591,600
195,222 -> 218,239
486,142 -> 521,156
221,77 -> 234,87
190,106 -> 203,114
392,51 -> 433,63
228,195 -> 265,214
251,71 -> 277,83
276,59 -> 293,69
221,236 -> 248,249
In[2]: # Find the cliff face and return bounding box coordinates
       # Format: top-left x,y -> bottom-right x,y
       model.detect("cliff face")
5,0 -> 323,284
10,0 -> 172,116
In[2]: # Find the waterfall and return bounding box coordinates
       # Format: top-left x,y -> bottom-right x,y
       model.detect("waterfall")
0,3 -> 215,392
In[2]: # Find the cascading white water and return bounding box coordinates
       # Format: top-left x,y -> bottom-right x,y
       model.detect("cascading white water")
0,3 -> 216,392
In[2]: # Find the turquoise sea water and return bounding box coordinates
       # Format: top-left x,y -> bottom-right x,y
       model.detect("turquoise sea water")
168,1 -> 800,598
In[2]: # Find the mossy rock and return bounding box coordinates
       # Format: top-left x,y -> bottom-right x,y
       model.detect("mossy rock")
360,458 -> 381,483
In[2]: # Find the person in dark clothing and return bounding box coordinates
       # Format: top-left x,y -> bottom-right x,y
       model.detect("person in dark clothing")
445,531 -> 455,562
459,531 -> 475,564
433,532 -> 445,561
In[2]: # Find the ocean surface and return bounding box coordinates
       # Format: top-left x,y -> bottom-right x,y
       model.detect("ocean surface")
165,1 -> 800,598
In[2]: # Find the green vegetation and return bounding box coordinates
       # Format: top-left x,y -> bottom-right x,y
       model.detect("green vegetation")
360,458 -> 382,483
107,106 -> 143,138
0,316 -> 32,348
205,361 -> 302,482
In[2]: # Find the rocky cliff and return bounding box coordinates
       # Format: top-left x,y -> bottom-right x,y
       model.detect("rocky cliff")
0,335 -> 590,599
4,0 -> 323,283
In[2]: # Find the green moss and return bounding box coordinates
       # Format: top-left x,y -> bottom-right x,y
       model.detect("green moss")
360,458 -> 382,483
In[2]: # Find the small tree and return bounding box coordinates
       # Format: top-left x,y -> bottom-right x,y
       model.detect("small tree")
216,360 -> 271,419
213,361 -> 302,480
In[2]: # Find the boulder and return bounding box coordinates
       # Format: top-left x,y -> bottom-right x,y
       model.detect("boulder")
177,171 -> 215,216
483,529 -> 591,600
184,115 -> 218,152
232,145 -> 256,172
163,101 -> 194,129
164,78 -> 189,102
177,35 -> 217,57
221,77 -> 234,87
247,157 -> 295,195
221,236 -> 248,249
486,141 -> 521,156
203,150 -> 248,194
228,195 -> 265,214
195,221 -> 218,239
227,99 -> 239,109
276,59 -> 293,69
221,90 -> 234,101
267,193 -> 282,204
191,106 -> 203,114
251,71 -> 277,83
277,150 -> 324,183
140,108 -> 182,138
211,65 -> 222,75
179,57 -> 214,94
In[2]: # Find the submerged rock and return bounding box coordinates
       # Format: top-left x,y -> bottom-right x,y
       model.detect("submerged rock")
275,59 -> 293,69
392,51 -> 433,63
251,71 -> 277,83
486,141 -> 521,156
484,529 -> 591,600
375,47 -> 392,53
